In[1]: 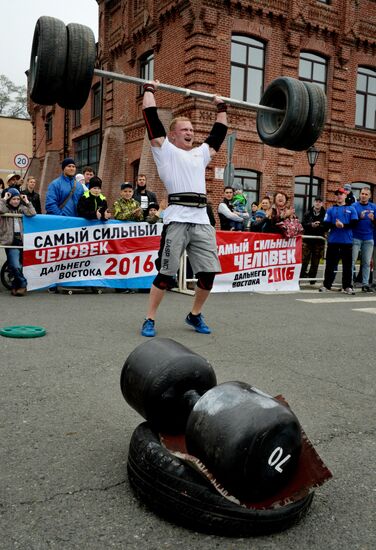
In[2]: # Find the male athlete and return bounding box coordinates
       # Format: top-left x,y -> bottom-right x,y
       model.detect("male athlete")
141,80 -> 228,337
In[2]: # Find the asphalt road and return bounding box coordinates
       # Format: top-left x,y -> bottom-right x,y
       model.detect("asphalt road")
0,271 -> 375,549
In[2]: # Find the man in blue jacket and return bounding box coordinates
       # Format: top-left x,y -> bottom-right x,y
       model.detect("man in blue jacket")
351,187 -> 376,292
45,158 -> 84,216
320,187 -> 358,295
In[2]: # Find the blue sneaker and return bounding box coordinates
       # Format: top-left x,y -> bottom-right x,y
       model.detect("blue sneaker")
185,313 -> 211,334
141,318 -> 155,337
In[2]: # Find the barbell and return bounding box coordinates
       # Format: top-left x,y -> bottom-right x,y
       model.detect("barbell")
29,16 -> 327,151
121,338 -> 302,502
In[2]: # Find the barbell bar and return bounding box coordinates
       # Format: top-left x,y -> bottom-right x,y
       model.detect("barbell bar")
94,68 -> 284,114
29,16 -> 327,150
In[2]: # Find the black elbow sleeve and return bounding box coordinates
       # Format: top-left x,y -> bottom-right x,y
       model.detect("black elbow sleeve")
204,122 -> 228,152
143,107 -> 166,140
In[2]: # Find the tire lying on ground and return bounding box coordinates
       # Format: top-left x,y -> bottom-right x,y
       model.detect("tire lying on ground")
29,16 -> 68,106
127,423 -> 314,537
256,77 -> 310,149
57,23 -> 96,110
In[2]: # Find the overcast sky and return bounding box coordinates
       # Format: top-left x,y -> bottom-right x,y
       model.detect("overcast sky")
0,0 -> 99,87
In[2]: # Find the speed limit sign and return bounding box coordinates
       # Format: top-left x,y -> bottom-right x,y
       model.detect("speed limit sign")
14,153 -> 29,169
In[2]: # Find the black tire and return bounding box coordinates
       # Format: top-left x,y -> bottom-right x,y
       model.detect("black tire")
288,82 -> 327,151
120,338 -> 217,433
256,77 -> 309,150
29,16 -> 68,105
127,423 -> 314,537
57,23 -> 96,110
1,261 -> 13,290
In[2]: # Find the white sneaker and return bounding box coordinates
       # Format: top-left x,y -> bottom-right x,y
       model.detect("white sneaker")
319,286 -> 330,292
342,287 -> 355,295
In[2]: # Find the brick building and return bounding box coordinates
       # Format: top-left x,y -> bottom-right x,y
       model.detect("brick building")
29,0 -> 376,220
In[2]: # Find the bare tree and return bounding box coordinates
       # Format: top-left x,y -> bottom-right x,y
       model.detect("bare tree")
0,74 -> 28,119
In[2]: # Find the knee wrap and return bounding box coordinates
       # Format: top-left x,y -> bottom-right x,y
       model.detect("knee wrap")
196,272 -> 215,291
153,272 -> 175,290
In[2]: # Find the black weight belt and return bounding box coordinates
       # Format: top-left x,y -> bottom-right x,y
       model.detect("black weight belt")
168,192 -> 207,208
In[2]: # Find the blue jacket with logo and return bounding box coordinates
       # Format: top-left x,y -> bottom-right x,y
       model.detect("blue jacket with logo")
324,204 -> 358,244
352,201 -> 376,241
45,174 -> 84,216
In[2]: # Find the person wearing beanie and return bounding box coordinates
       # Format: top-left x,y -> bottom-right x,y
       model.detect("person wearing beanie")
145,201 -> 162,224
133,174 -> 158,215
77,176 -> 111,221
344,183 -> 356,206
45,157 -> 84,216
300,197 -> 326,283
250,208 -> 271,233
113,183 -> 143,222
0,187 -> 36,296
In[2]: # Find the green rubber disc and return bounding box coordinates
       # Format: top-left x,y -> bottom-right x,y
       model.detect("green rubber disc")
0,325 -> 46,338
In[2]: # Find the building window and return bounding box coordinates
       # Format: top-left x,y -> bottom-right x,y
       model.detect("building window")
299,52 -> 327,91
231,35 -> 265,104
74,132 -> 101,174
356,67 -> 376,130
294,176 -> 322,221
140,52 -> 154,93
91,83 -> 101,119
45,112 -> 53,141
72,109 -> 81,128
233,169 -> 260,214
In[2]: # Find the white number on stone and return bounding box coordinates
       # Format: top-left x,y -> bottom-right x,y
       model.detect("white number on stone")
268,447 -> 291,473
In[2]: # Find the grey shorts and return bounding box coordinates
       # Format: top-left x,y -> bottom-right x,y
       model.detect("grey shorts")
157,222 -> 221,276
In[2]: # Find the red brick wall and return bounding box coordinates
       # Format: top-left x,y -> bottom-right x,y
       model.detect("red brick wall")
30,0 -> 376,216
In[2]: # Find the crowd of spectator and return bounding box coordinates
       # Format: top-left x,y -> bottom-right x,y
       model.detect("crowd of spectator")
1,160 -> 375,297
217,183 -> 376,294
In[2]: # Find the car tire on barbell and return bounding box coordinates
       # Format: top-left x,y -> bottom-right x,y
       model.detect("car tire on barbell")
57,23 -> 96,110
256,77 -> 309,149
127,422 -> 314,537
288,82 -> 327,151
120,338 -> 217,433
29,16 -> 68,106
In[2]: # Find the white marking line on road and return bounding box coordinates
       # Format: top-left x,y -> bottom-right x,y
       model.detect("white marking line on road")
352,308 -> 376,315
296,296 -> 376,304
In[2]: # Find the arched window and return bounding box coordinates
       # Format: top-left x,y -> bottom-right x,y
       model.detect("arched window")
91,83 -> 101,119
356,67 -> 376,130
299,52 -> 327,92
231,36 -> 265,104
139,52 -> 154,94
294,175 -> 323,221
45,112 -> 53,142
233,169 -> 261,214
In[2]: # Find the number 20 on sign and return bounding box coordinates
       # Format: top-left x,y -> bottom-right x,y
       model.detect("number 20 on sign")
14,153 -> 29,169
